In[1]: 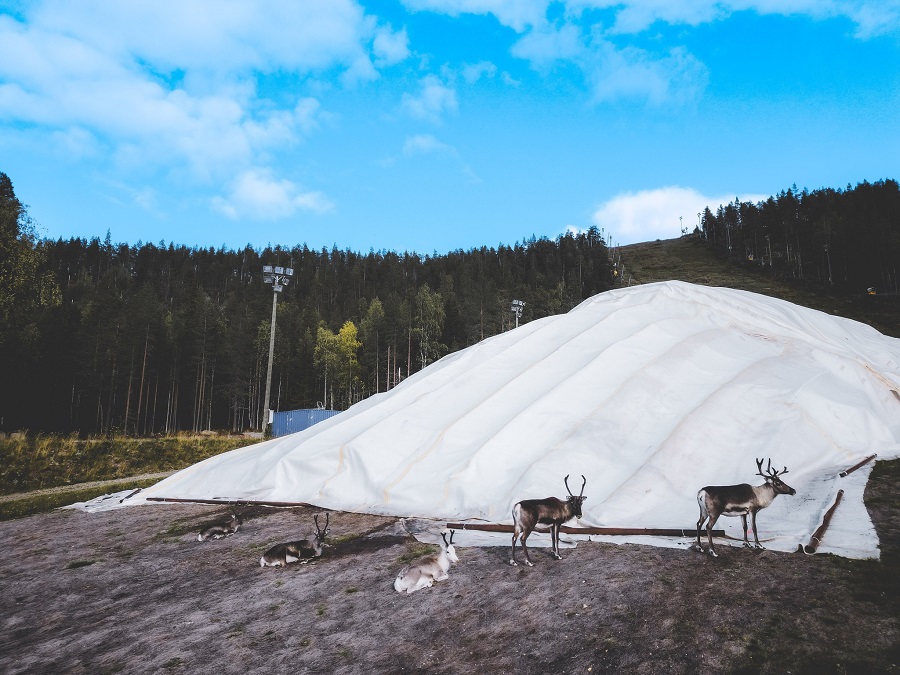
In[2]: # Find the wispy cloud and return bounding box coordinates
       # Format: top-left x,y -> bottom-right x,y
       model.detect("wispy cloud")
590,186 -> 768,244
400,0 -> 549,32
373,25 -> 411,66
400,75 -> 459,123
462,60 -> 497,84
0,0 -> 394,214
402,133 -> 458,157
405,0 -> 900,38
212,168 -> 334,220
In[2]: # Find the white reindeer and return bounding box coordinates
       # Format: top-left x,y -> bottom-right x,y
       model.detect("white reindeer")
394,529 -> 459,594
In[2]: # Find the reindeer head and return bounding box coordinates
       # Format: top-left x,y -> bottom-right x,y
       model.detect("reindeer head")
756,458 -> 797,496
314,513 -> 330,546
440,529 -> 460,563
564,474 -> 588,517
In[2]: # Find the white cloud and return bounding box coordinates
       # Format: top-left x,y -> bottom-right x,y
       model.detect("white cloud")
511,23 -> 583,62
565,0 -> 900,36
400,0 -> 549,32
590,186 -> 768,244
373,25 -> 411,66
512,23 -> 708,105
402,133 -> 458,157
462,60 -> 497,83
0,0 -> 391,217
400,75 -> 458,122
585,42 -> 708,105
26,0 -> 376,74
212,168 -> 334,220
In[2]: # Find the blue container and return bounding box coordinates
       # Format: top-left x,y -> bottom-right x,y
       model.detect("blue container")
272,408 -> 340,438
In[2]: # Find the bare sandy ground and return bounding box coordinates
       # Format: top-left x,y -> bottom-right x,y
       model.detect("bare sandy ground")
1,468 -> 897,674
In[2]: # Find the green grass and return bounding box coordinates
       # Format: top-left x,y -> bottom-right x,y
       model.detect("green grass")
0,433 -> 260,496
619,237 -> 900,338
397,542 -> 437,564
0,477 -> 161,521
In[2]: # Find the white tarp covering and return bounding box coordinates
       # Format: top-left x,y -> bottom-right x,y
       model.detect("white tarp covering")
130,281 -> 900,557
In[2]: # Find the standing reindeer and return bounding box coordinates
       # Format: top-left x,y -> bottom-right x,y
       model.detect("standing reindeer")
394,529 -> 459,594
509,475 -> 587,567
260,513 -> 330,567
197,507 -> 242,541
696,458 -> 797,557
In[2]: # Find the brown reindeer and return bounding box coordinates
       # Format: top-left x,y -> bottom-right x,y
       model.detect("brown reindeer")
260,513 -> 330,567
509,475 -> 587,566
696,458 -> 797,557
197,507 -> 242,541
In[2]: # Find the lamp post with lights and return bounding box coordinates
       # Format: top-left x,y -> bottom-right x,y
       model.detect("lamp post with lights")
261,264 -> 293,433
510,299 -> 525,329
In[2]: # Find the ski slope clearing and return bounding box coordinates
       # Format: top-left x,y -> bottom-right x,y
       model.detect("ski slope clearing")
131,282 -> 900,557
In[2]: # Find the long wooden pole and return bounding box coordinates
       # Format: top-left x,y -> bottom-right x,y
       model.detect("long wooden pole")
804,489 -> 844,554
839,454 -> 877,477
445,522 -> 725,537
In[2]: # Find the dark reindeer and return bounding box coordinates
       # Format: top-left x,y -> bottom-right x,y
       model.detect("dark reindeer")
260,513 -> 330,567
197,507 -> 242,541
509,475 -> 587,567
696,458 -> 797,557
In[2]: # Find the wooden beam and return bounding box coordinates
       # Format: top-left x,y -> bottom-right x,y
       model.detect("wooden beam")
446,522 -> 724,537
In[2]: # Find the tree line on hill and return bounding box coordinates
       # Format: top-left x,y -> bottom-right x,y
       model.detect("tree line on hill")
698,179 -> 900,294
0,171 -> 615,435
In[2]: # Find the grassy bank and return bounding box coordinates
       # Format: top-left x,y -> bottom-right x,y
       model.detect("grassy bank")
619,236 -> 900,338
0,476 -> 165,521
0,433 -> 261,497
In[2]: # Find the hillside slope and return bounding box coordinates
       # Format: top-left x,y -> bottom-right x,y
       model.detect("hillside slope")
618,236 -> 899,338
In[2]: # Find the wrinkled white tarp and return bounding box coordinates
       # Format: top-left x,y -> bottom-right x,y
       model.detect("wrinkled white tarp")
128,281 -> 900,558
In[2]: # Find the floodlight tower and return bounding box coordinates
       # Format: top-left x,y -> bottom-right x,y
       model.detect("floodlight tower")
510,299 -> 525,329
262,264 -> 293,432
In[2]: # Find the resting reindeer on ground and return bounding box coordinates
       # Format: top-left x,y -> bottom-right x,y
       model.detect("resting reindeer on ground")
260,513 -> 330,567
696,457 -> 797,557
394,529 -> 458,594
509,474 -> 587,567
197,507 -> 242,541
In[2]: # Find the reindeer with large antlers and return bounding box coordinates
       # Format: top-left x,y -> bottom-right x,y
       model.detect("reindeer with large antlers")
696,458 -> 797,557
509,475 -> 587,567
260,513 -> 330,567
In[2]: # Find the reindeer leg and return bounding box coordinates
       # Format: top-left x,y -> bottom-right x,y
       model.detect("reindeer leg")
521,529 -> 535,567
510,526 -> 519,566
741,514 -> 752,549
551,523 -> 562,560
751,511 -> 765,550
706,514 -> 719,557
696,514 -> 706,553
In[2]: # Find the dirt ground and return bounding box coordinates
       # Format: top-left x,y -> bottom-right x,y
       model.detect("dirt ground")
1,466 -> 898,675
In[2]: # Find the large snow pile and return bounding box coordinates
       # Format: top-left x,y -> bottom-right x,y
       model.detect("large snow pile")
131,282 -> 900,557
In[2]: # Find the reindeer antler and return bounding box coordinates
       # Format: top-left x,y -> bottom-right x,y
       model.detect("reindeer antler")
755,458 -> 788,478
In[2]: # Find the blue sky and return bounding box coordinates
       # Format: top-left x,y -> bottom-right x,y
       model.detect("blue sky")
1,0 -> 898,253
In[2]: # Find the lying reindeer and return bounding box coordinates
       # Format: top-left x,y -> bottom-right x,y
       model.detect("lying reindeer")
259,513 -> 330,567
394,529 -> 458,594
197,508 -> 242,541
510,474 -> 587,567
696,457 -> 797,557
